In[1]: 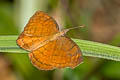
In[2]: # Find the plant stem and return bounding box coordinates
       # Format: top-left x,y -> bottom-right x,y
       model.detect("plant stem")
0,36 -> 120,61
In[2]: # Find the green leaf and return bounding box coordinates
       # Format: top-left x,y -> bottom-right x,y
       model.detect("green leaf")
0,36 -> 27,53
0,36 -> 120,61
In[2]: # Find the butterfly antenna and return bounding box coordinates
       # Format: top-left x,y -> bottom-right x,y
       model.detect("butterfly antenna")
63,25 -> 85,34
67,25 -> 85,30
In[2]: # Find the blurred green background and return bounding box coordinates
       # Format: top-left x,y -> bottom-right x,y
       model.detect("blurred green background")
0,0 -> 120,80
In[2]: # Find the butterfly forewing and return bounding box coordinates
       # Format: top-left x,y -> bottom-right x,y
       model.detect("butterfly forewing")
24,11 -> 59,36
17,11 -> 59,51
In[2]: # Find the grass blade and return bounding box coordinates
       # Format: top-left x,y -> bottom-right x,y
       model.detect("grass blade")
0,36 -> 120,61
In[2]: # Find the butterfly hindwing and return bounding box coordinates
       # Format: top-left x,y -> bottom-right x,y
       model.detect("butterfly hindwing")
29,36 -> 83,70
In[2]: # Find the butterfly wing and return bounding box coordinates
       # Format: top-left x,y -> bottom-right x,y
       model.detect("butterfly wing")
17,11 -> 59,51
23,11 -> 59,36
29,36 -> 83,70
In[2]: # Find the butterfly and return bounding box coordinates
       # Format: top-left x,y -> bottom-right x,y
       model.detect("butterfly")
16,11 -> 83,70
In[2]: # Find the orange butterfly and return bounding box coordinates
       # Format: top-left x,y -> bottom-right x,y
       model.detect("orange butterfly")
16,11 -> 83,70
